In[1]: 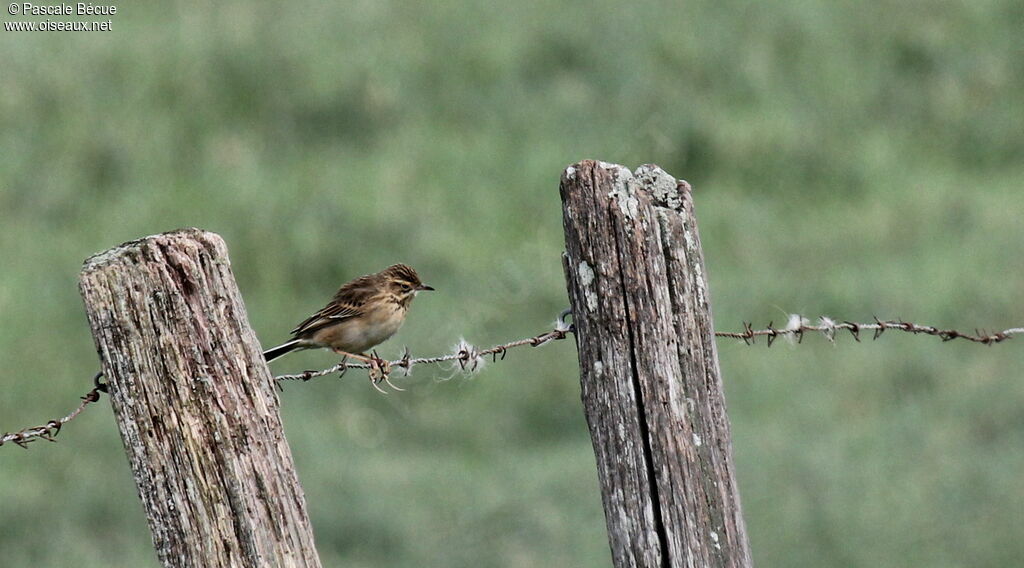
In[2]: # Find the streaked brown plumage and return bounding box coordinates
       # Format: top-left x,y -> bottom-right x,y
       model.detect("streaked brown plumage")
263,264 -> 433,363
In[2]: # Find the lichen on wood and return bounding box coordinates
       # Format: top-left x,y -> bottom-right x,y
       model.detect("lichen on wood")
79,228 -> 321,568
561,161 -> 751,568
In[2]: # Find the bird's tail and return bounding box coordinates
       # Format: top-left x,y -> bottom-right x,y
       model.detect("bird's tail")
263,339 -> 304,362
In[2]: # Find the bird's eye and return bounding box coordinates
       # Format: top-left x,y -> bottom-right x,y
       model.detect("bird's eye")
400,284 -> 412,292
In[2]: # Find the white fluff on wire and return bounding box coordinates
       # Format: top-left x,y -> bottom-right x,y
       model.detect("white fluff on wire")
784,313 -> 809,345
437,337 -> 487,381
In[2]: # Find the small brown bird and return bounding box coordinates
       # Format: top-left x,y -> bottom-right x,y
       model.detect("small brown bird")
263,264 -> 433,387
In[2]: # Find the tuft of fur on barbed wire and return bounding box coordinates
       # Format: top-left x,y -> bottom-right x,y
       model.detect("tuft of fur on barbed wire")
716,315 -> 1024,346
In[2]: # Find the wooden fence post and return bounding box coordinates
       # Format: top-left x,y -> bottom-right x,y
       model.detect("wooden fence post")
79,228 -> 321,568
560,161 -> 752,567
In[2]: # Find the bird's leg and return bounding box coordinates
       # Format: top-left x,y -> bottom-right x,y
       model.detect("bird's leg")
332,349 -> 388,393
331,349 -> 372,363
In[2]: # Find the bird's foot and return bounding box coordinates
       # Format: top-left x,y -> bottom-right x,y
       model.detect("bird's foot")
331,349 -> 402,393
368,350 -> 404,392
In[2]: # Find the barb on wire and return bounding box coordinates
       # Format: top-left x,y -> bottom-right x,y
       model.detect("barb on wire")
716,315 -> 1024,346
0,372 -> 106,449
275,309 -> 575,384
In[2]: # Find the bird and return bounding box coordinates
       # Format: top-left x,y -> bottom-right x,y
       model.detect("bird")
263,263 -> 434,391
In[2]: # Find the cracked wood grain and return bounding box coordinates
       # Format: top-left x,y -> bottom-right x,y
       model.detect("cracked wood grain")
79,228 -> 321,568
561,161 -> 752,568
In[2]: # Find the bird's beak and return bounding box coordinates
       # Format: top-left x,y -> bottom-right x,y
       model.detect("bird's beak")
417,284 -> 435,291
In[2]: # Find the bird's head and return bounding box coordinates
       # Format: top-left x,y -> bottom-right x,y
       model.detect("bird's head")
382,263 -> 434,304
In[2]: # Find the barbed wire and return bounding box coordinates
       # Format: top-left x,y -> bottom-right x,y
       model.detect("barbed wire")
715,315 -> 1024,347
0,313 -> 576,448
5,312 -> 1022,450
0,372 -> 107,449
274,312 -> 574,387
275,313 -> 1023,389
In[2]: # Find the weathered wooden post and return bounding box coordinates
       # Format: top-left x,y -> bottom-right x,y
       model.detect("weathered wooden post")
79,229 -> 321,568
560,161 -> 752,567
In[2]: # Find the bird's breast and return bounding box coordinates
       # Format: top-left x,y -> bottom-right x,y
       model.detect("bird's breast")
365,303 -> 406,337
309,302 -> 408,354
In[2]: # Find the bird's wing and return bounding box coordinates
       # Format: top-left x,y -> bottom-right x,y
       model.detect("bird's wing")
290,275 -> 378,337
290,302 -> 363,336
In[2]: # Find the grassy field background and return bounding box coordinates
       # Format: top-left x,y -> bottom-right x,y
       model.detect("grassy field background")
2,1 -> 1023,566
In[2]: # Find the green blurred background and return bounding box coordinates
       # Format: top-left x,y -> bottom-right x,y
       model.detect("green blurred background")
2,1 -> 1023,566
